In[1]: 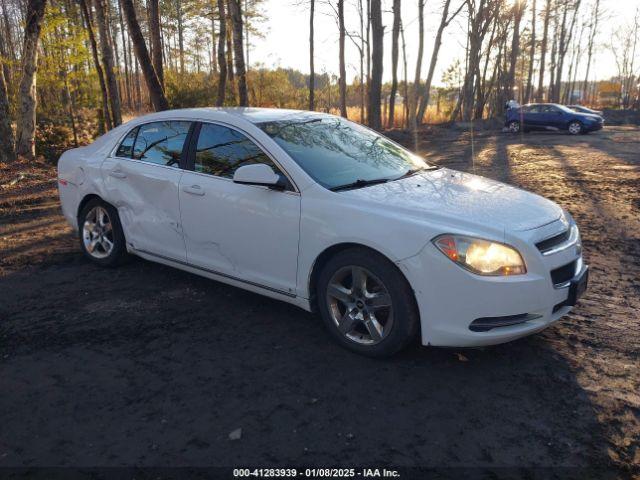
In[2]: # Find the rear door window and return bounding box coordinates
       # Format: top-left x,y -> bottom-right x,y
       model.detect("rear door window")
131,121 -> 192,167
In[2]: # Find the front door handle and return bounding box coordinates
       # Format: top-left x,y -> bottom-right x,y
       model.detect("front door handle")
109,169 -> 127,179
182,184 -> 205,196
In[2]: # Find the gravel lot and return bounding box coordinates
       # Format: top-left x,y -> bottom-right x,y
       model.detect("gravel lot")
0,125 -> 638,476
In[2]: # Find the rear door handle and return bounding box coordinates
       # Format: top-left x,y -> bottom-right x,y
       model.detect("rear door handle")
109,169 -> 127,179
182,184 -> 205,196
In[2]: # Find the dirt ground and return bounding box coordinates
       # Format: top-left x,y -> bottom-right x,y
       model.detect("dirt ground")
0,125 -> 638,476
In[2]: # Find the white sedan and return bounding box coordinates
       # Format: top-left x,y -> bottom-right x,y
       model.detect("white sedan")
58,108 -> 588,356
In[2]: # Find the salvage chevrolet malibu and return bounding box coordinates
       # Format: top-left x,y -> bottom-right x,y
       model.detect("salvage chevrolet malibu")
58,108 -> 588,356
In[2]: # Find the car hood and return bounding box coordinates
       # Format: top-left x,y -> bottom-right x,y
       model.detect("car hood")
577,112 -> 602,121
342,168 -> 563,232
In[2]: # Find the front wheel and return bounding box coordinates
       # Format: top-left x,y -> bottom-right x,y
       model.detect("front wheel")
316,248 -> 419,357
78,198 -> 128,267
568,121 -> 583,135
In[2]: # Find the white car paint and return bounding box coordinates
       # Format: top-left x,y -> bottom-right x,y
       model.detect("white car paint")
58,107 -> 585,347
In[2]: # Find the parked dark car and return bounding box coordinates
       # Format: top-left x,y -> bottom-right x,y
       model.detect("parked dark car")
505,103 -> 604,135
568,105 -> 603,116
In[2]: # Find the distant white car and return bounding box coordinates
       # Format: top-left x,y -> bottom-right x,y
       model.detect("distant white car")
58,108 -> 588,356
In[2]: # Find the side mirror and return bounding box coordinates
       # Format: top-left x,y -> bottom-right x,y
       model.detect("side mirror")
233,164 -> 288,190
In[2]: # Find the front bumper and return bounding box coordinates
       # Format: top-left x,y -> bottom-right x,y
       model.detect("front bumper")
398,220 -> 586,347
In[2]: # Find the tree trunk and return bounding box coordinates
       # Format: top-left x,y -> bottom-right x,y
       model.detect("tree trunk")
367,0 -> 383,129
225,8 -> 235,87
408,0 -> 424,133
210,2 -> 218,75
0,16 -> 11,85
525,0 -> 536,103
216,0 -> 227,105
506,1 -> 525,102
537,0 -> 551,101
337,0 -> 347,117
79,0 -> 111,131
117,0 -> 132,110
0,56 -> 14,162
358,0 -> 365,121
400,18 -> 409,128
582,0 -> 599,102
417,0 -> 458,124
228,0 -> 247,106
15,0 -> 47,160
94,0 -> 122,127
120,0 -> 169,111
387,0 -> 400,127
309,0 -> 314,110
176,0 -> 185,73
148,0 -> 164,88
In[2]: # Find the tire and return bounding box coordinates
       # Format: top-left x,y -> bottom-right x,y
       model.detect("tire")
507,120 -> 521,134
568,121 -> 583,135
316,248 -> 419,357
78,198 -> 128,267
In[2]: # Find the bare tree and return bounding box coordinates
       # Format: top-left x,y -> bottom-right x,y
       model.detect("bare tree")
581,0 -> 600,103
524,0 -> 536,103
229,0 -> 248,106
416,0 -> 463,124
506,0 -> 526,102
367,0 -> 383,129
15,0 -> 47,159
148,0 -> 164,88
387,0 -> 400,127
309,0 -> 315,110
176,0 -> 185,74
216,0 -> 227,105
408,0 -> 424,134
121,0 -> 169,111
611,10 -> 639,108
79,0 -> 111,131
0,55 -> 14,162
459,0 -> 500,121
94,0 -> 122,127
338,0 -> 347,117
552,0 -> 581,102
536,0 -> 551,101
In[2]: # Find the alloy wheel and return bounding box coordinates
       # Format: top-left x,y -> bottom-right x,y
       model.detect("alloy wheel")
568,122 -> 582,135
82,206 -> 114,259
509,121 -> 520,133
326,265 -> 394,345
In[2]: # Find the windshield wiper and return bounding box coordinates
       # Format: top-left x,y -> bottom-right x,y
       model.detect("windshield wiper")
394,165 -> 440,180
330,178 -> 391,192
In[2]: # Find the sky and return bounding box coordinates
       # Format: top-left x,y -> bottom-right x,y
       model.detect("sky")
248,0 -> 636,87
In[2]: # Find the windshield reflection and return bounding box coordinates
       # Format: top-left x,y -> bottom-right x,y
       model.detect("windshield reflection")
258,117 -> 430,190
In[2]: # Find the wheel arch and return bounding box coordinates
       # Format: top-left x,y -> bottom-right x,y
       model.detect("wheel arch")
307,242 -> 417,315
76,194 -> 104,226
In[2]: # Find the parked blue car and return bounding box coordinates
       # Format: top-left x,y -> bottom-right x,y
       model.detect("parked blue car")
505,103 -> 604,135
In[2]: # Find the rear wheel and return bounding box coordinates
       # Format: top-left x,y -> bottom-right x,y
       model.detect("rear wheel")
78,198 -> 128,267
507,120 -> 521,134
317,248 -> 419,357
568,121 -> 583,135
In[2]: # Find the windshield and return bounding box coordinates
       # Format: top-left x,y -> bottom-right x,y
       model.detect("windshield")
257,117 -> 430,190
555,104 -> 575,113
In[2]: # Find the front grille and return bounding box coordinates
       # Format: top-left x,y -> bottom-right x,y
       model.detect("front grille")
536,229 -> 570,253
550,260 -> 576,286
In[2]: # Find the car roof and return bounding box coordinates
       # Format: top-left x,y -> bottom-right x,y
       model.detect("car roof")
125,107 -> 330,125
523,103 -> 562,107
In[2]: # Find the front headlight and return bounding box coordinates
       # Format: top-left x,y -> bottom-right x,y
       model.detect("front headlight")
433,234 -> 526,276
